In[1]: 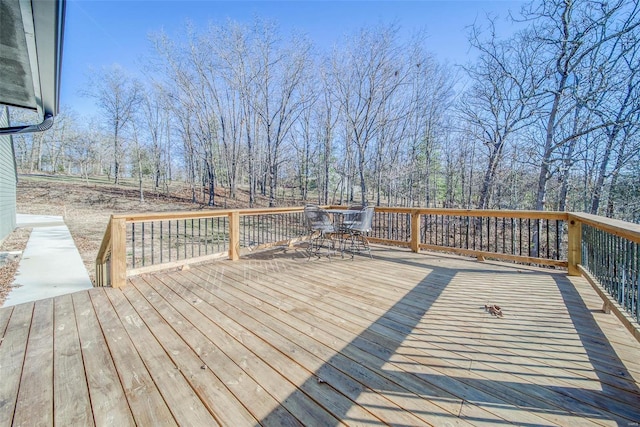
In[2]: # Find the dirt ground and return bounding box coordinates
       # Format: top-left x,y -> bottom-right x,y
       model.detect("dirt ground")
0,228 -> 31,304
10,174 -> 273,289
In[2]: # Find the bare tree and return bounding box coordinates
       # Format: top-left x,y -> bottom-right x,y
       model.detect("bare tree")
590,35 -> 640,214
251,19 -> 313,206
462,21 -> 540,209
84,65 -> 142,184
521,0 -> 640,210
404,44 -> 455,208
140,84 -> 172,193
330,24 -> 407,206
316,68 -> 340,205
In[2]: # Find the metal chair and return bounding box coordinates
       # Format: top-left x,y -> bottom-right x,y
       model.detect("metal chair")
338,205 -> 364,231
304,205 -> 338,259
341,206 -> 374,258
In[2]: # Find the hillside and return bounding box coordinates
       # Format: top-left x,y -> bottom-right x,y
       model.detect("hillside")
13,174 -> 282,284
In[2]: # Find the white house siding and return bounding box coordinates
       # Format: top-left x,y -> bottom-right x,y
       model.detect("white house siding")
0,106 -> 17,241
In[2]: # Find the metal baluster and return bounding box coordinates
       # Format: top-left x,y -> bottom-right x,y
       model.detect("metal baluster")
511,218 -> 515,256
633,242 -> 640,322
555,220 -> 561,260
131,223 -> 136,269
485,216 -> 490,252
205,217 -> 209,254
176,220 -> 180,260
141,222 -> 145,266
453,216 -> 457,248
495,217 -> 499,253
527,218 -> 531,257
472,216 -> 476,251
465,216 -> 469,249
517,218 -> 521,256
190,218 -> 194,258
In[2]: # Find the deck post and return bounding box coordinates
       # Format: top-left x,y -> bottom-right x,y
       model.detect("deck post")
228,210 -> 240,261
567,215 -> 582,276
110,217 -> 127,288
410,210 -> 421,253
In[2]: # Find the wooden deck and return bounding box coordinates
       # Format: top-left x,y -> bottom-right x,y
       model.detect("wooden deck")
1,246 -> 640,426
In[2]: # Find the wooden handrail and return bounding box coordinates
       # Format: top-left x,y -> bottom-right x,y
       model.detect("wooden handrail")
110,206 -> 305,223
95,207 -> 307,288
95,216 -> 113,287
569,212 -> 640,244
94,206 -> 637,287
96,217 -> 113,264
332,206 -> 568,220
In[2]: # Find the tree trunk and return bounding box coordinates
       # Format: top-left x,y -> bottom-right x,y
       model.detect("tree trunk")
113,123 -> 120,184
358,144 -> 367,206
535,88 -> 563,211
557,138 -> 576,212
476,143 -> 503,209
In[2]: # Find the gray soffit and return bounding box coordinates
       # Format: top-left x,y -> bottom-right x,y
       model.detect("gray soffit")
0,0 -> 65,134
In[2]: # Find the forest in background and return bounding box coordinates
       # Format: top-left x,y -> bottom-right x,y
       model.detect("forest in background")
7,0 -> 640,223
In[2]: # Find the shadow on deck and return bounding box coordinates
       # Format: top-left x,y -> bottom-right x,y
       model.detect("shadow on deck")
1,246 -> 639,426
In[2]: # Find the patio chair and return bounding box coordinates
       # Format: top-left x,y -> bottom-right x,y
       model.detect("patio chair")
341,206 -> 374,258
304,205 -> 338,259
338,205 -> 364,231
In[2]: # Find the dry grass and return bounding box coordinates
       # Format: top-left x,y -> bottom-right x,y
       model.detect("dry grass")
15,174 -> 283,284
0,228 -> 31,305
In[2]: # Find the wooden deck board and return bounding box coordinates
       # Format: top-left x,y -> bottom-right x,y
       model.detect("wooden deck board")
147,272 -> 346,426
140,273 -> 310,427
163,271 -> 392,426
105,287 -> 220,426
187,262 -> 491,425
122,279 -> 259,427
1,246 -> 640,426
175,267 -> 444,427
195,259 -> 613,426
215,252 -> 640,426
90,288 -> 177,426
13,299 -> 54,426
0,303 -> 33,426
0,305 -> 13,340
53,294 -> 94,426
72,291 -> 135,426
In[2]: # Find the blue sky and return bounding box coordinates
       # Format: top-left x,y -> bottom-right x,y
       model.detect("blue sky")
61,0 -> 524,115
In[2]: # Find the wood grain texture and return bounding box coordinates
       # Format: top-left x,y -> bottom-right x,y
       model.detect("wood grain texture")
2,246 -> 640,426
72,291 -> 135,426
53,294 -> 94,426
0,303 -> 33,426
13,299 -> 54,427
90,288 -> 176,426
110,217 -> 127,288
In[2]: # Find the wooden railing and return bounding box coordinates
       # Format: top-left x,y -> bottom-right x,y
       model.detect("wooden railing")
568,212 -> 640,340
95,206 -> 639,338
95,207 -> 306,288
363,208 -> 568,267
